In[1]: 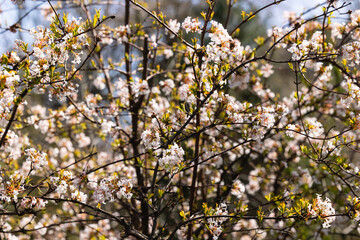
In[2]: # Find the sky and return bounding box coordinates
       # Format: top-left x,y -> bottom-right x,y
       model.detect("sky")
255,0 -> 352,26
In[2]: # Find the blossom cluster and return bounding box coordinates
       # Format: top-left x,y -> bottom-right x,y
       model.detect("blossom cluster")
207,203 -> 229,240
159,143 -> 184,172
93,175 -> 132,204
0,173 -> 24,203
231,180 -> 245,199
182,17 -> 201,33
308,194 -> 336,228
20,197 -> 47,210
141,129 -> 161,150
205,21 -> 245,64
25,148 -> 47,170
50,170 -> 73,195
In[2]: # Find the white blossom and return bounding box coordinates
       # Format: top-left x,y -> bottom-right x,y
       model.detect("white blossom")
101,119 -> 115,134
25,148 -> 47,170
167,19 -> 180,37
308,194 -> 336,228
141,129 -> 161,150
182,17 -> 202,33
231,180 -> 245,199
159,143 -> 184,171
93,176 -> 132,204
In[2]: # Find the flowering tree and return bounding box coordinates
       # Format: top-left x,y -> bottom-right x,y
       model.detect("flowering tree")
2,0 -> 360,239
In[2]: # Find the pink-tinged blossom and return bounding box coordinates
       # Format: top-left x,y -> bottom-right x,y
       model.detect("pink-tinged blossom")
268,26 -> 286,45
131,78 -> 149,97
246,168 -> 263,194
31,105 -> 47,117
286,124 -> 300,138
150,34 -> 158,48
260,64 -> 274,78
159,143 -> 184,171
25,148 -> 47,170
163,48 -> 174,59
0,172 -> 24,203
75,132 -> 91,148
0,129 -> 20,156
114,78 -> 129,105
297,168 -> 313,187
305,118 -> 324,138
231,180 -> 245,199
93,75 -> 106,90
256,106 -> 276,129
308,194 -> 336,228
178,84 -> 191,101
182,17 -> 202,33
114,25 -> 130,43
351,10 -> 360,26
101,119 -> 115,134
0,88 -> 15,117
148,98 -> 170,115
166,19 -> 180,37
331,22 -> 346,40
229,68 -> 250,89
340,79 -> 360,107
310,31 -> 324,48
20,197 -> 47,210
10,51 -> 20,62
159,79 -> 175,95
98,29 -> 114,45
288,43 -> 304,61
287,31 -> 323,62
85,93 -> 102,109
40,5 -> 55,21
283,11 -> 297,23
93,175 -> 132,204
323,139 -> 341,157
342,42 -> 360,66
207,203 -> 228,240
208,21 -> 231,44
205,21 -> 245,63
71,190 -> 87,203
141,129 -> 161,150
35,119 -> 50,134
1,70 -> 19,87
50,171 -> 73,195
224,95 -> 249,123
